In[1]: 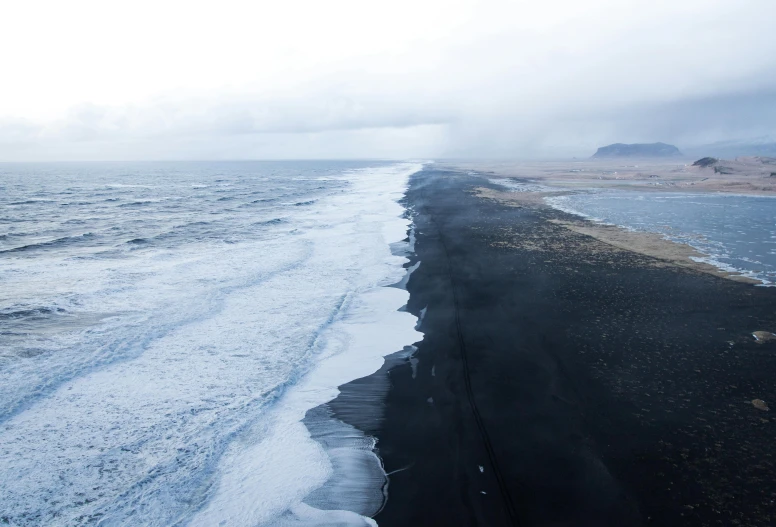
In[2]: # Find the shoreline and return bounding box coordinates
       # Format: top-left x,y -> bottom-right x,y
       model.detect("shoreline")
472,183 -> 765,285
441,159 -> 776,196
334,166 -> 776,526
188,163 -> 422,526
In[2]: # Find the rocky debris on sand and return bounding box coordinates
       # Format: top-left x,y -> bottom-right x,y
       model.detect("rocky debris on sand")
752,399 -> 770,411
752,331 -> 776,343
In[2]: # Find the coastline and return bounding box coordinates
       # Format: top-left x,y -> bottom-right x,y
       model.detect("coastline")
331,166 -> 776,526
471,185 -> 762,285
444,158 -> 776,196
187,163 -> 423,526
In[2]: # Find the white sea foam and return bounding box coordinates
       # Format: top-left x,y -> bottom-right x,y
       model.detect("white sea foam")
544,194 -> 612,225
489,178 -> 558,193
0,162 -> 424,526
189,165 -> 424,526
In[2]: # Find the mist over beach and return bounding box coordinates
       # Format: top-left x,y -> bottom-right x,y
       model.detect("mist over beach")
2,1 -> 776,526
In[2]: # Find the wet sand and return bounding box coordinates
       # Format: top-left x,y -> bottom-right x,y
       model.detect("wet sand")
323,167 -> 776,526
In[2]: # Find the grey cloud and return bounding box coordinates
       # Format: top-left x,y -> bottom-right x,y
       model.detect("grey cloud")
51,93 -> 451,137
2,1 -> 776,160
0,88 -> 456,160
608,91 -> 776,148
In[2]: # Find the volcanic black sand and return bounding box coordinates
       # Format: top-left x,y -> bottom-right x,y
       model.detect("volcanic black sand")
327,167 -> 776,526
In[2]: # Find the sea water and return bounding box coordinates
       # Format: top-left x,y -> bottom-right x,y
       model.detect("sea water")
0,160 -> 423,525
545,190 -> 776,285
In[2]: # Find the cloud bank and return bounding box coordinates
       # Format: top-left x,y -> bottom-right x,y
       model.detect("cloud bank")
1,0 -> 775,160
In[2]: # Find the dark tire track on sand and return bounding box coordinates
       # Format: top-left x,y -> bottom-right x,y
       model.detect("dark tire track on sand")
424,187 -> 521,526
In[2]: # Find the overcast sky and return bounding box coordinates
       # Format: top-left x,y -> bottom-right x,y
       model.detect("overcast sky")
2,0 -> 775,160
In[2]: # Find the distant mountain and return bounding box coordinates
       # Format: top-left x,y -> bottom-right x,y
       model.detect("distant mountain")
692,157 -> 718,167
592,142 -> 682,158
684,137 -> 776,159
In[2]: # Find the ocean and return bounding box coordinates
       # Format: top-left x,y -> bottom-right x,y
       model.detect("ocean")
0,160 -> 423,526
546,190 -> 776,285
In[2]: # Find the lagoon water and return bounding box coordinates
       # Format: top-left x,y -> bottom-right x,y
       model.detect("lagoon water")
546,190 -> 776,285
0,161 -> 422,526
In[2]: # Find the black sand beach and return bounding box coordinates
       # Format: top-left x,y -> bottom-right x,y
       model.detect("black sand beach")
328,167 -> 776,526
